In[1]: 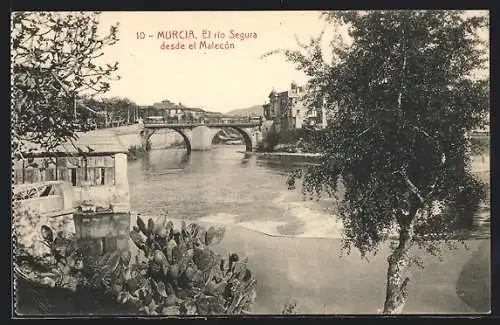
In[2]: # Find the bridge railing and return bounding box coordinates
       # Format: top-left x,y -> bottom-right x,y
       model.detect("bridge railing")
143,116 -> 261,126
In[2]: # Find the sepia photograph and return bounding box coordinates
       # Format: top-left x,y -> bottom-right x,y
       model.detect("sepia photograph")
11,10 -> 490,316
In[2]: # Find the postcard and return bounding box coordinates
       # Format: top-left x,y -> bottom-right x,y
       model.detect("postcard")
11,10 -> 490,316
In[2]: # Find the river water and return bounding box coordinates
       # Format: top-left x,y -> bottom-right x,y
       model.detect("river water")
128,145 -> 490,240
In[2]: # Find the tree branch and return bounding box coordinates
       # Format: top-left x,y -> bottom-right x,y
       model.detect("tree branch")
396,28 -> 407,111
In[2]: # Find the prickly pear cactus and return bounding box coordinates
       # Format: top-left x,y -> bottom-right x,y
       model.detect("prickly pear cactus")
125,217 -> 257,315
17,217 -> 257,316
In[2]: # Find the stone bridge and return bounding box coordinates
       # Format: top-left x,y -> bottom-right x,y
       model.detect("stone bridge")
139,118 -> 263,153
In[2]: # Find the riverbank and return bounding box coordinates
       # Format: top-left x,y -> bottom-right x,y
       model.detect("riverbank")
246,151 -> 490,170
240,151 -> 321,165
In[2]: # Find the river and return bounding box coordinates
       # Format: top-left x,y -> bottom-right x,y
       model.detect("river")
127,145 -> 490,240
15,144 -> 490,315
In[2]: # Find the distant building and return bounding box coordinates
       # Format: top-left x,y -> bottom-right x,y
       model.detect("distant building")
145,99 -> 224,123
264,82 -> 327,137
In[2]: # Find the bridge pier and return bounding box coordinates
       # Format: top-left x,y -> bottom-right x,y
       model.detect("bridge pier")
191,126 -> 220,151
139,128 -> 155,151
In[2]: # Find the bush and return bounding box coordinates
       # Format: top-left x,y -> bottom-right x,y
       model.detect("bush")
128,145 -> 148,161
257,129 -> 280,152
15,218 -> 257,316
282,300 -> 299,314
257,126 -> 326,153
470,137 -> 489,156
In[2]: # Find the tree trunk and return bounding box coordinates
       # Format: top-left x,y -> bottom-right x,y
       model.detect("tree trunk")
383,225 -> 413,314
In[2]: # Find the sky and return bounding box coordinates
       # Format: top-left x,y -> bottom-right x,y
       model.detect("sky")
95,11 -> 338,113
94,11 -> 489,113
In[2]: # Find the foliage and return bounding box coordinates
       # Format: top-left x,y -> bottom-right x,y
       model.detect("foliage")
258,125 -> 327,153
125,216 -> 257,315
257,128 -> 280,152
16,218 -> 257,316
282,300 -> 300,315
82,96 -> 139,128
269,10 -> 489,314
11,11 -> 120,159
470,136 -> 490,156
127,145 -> 148,161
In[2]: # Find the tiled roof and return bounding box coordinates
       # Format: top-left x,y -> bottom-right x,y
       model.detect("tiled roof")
20,130 -> 127,156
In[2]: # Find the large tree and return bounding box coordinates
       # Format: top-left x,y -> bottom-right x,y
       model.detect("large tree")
11,11 -> 120,158
271,10 -> 489,313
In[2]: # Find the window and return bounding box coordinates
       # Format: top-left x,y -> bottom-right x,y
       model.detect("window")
56,156 -> 115,186
13,157 -> 58,185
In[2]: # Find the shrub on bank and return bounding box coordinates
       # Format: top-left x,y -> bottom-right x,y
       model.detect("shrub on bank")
127,145 -> 148,161
257,126 -> 326,153
470,137 -> 489,156
14,215 -> 257,316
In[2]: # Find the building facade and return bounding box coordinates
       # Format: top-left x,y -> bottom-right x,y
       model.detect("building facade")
143,99 -> 224,124
264,82 -> 327,137
13,131 -> 131,213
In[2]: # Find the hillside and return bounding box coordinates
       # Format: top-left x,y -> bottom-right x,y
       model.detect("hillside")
225,105 -> 263,117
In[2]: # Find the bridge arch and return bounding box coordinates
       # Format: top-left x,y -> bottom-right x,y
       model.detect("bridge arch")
228,126 -> 253,152
140,128 -> 192,154
141,124 -> 256,153
170,128 -> 192,154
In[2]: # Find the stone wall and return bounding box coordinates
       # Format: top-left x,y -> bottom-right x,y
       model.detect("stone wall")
13,201 -> 75,260
73,212 -> 130,255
